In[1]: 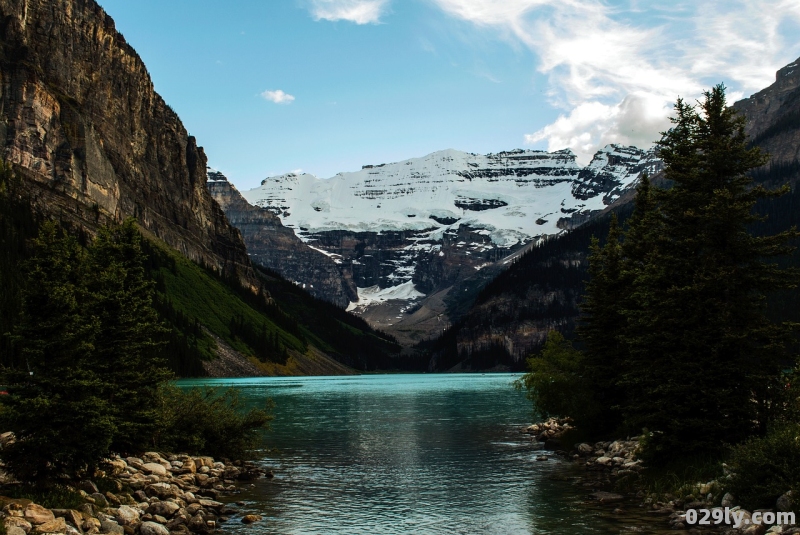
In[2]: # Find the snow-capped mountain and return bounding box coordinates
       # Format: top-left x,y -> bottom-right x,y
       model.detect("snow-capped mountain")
245,145 -> 659,248
238,144 -> 659,344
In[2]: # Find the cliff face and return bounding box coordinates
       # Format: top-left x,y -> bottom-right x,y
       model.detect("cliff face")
0,0 -> 253,285
733,56 -> 800,181
207,171 -> 358,307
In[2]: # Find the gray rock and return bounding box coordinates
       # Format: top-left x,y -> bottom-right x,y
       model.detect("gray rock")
146,502 -> 179,518
114,506 -> 139,526
99,520 -> 123,535
141,463 -> 167,477
139,522 -> 169,535
722,492 -> 735,508
777,491 -> 794,512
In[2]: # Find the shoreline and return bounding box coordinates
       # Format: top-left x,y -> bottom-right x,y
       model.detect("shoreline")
526,418 -> 799,535
0,452 -> 270,535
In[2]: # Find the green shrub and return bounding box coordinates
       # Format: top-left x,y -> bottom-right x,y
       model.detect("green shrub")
727,423 -> 800,510
515,331 -> 594,423
154,385 -> 272,460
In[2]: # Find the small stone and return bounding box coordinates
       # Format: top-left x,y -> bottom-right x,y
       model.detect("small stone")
99,520 -> 123,535
187,515 -> 210,534
146,502 -> 179,518
114,506 -> 139,527
240,515 -> 262,524
536,455 -> 548,461
141,464 -> 167,477
90,495 -> 108,509
8,527 -> 27,535
196,500 -> 222,511
138,522 -> 169,535
590,491 -> 624,504
35,518 -> 67,534
742,524 -> 767,535
77,481 -> 100,495
25,505 -> 56,526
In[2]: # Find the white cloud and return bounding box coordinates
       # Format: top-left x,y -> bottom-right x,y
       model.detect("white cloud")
430,0 -> 800,162
307,0 -> 389,24
261,89 -> 295,104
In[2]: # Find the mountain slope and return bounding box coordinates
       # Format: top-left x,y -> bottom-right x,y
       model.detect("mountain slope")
207,169 -> 357,307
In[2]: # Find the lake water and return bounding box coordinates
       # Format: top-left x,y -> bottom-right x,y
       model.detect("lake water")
176,374 -> 667,534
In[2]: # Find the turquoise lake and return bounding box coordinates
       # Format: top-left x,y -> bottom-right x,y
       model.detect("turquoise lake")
176,373 -> 666,534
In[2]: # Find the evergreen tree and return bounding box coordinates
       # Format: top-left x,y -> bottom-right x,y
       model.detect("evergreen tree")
578,214 -> 626,434
516,330 -> 593,422
0,222 -> 114,483
88,218 -> 171,453
621,86 -> 799,461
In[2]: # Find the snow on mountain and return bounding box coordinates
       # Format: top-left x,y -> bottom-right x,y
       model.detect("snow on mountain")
240,144 -> 659,326
243,145 -> 658,247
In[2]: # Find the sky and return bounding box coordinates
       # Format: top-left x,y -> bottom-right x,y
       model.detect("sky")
97,0 -> 800,191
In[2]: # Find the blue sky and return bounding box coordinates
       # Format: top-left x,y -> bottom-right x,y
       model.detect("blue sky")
98,0 -> 800,191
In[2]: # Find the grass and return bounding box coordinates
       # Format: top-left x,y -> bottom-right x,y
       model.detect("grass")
615,454 -> 726,503
0,484 -> 85,509
143,235 -> 305,359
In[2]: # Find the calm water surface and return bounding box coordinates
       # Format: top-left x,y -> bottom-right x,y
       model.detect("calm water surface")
176,374 -> 664,535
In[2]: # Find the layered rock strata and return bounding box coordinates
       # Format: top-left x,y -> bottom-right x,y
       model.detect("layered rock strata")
0,0 -> 254,287
207,170 -> 357,307
733,56 -> 800,173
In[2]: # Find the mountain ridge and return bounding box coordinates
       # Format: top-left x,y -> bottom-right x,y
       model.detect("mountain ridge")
216,144 -> 660,345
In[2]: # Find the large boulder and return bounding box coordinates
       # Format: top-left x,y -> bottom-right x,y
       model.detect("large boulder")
5,517 -> 33,533
24,505 -> 55,526
33,517 -> 66,534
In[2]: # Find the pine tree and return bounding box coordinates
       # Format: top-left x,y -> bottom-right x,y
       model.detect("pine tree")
88,218 -> 171,453
578,214 -> 626,434
0,222 -> 114,483
621,86 -> 799,461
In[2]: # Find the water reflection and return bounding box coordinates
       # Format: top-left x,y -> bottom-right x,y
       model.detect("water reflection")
176,374 -> 665,534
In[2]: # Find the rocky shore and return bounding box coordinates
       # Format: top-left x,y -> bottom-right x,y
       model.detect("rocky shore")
0,452 -> 271,535
525,418 -> 799,535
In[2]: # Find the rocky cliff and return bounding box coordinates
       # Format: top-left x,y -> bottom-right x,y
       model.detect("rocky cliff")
207,170 -> 357,307
0,0 -> 254,286
733,56 -> 800,183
